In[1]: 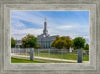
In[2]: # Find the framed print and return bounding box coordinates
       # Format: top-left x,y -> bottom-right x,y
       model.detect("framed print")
0,0 -> 100,74
11,10 -> 89,64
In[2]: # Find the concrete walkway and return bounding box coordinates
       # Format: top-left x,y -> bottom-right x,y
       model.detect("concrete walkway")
34,56 -> 88,63
11,54 -> 89,63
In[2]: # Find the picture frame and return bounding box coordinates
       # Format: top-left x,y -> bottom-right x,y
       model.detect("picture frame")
0,0 -> 100,74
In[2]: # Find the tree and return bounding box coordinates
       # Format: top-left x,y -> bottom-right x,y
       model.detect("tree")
51,36 -> 73,49
73,37 -> 86,49
36,44 -> 40,49
21,34 -> 37,48
11,37 -> 17,48
84,44 -> 89,50
51,36 -> 60,48
65,36 -> 73,49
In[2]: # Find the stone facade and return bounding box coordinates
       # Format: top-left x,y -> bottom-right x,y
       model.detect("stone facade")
37,17 -> 59,48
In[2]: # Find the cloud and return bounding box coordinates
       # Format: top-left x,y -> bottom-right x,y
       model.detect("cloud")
11,28 -> 43,39
47,23 -> 89,40
57,25 -> 73,29
11,11 -> 45,39
11,11 -> 44,27
11,19 -> 25,28
11,11 -> 89,41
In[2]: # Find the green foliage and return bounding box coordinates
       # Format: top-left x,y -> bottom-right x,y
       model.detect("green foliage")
51,36 -> 73,49
36,44 -> 40,49
83,50 -> 89,55
83,50 -> 86,55
84,44 -> 89,50
11,57 -> 45,63
21,34 -> 37,48
11,37 -> 17,48
73,37 -> 86,49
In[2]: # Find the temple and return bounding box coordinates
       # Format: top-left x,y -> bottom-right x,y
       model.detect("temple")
37,17 -> 59,48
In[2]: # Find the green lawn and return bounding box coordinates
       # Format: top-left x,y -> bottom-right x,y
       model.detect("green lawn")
11,57 -> 75,63
34,52 -> 89,61
11,57 -> 45,63
15,49 -> 89,61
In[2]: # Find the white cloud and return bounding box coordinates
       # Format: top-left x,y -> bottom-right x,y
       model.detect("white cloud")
11,20 -> 25,28
11,11 -> 89,40
11,28 -> 43,39
11,11 -> 44,26
57,25 -> 73,29
47,23 -> 89,40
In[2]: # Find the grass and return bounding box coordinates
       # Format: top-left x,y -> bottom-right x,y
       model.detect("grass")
34,52 -> 89,61
11,57 -> 46,63
17,52 -> 89,61
14,49 -> 89,61
11,57 -> 75,63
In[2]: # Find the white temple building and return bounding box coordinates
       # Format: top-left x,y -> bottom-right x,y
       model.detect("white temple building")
37,17 -> 59,48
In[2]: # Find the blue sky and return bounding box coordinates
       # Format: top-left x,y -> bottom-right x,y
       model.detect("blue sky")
11,11 -> 89,42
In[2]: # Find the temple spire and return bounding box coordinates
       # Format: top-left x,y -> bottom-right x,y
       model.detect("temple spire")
43,16 -> 48,35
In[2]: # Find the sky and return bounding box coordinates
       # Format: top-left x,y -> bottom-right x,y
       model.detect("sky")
11,11 -> 89,43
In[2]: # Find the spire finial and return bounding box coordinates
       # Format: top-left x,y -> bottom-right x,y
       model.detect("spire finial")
45,16 -> 46,21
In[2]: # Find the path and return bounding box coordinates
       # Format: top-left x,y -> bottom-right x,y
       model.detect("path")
11,53 -> 89,63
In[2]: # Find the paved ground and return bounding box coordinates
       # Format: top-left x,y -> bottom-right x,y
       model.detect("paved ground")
11,53 -> 89,63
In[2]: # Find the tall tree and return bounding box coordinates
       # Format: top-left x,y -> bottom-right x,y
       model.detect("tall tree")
73,37 -> 86,49
84,44 -> 89,50
11,37 -> 17,48
21,34 -> 37,48
51,36 -> 73,49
